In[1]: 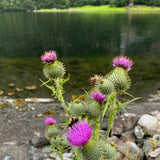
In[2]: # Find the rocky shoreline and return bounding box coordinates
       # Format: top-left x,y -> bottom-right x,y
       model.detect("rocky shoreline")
0,96 -> 160,160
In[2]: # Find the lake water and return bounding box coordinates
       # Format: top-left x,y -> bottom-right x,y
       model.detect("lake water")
0,12 -> 160,101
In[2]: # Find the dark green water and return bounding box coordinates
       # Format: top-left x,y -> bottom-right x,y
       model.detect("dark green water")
0,12 -> 160,101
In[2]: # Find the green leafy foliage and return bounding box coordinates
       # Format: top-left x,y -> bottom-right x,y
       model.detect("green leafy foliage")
1,0 -> 160,11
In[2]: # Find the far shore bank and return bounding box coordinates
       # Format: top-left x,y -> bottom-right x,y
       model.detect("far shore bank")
34,5 -> 160,13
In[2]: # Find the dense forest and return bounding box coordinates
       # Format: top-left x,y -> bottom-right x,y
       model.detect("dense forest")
0,0 -> 160,11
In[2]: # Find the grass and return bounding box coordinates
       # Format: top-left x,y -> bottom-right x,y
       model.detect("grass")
35,5 -> 160,13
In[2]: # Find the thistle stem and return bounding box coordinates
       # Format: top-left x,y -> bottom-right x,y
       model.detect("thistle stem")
75,148 -> 80,159
105,93 -> 117,141
94,120 -> 100,140
58,149 -> 64,160
55,78 -> 72,118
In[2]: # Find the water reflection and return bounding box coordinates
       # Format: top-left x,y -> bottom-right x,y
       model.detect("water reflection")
0,12 -> 160,100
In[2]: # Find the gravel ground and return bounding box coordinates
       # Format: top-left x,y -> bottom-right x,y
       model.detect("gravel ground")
0,95 -> 160,160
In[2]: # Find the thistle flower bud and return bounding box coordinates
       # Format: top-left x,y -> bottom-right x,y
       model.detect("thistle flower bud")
102,143 -> 117,160
86,101 -> 102,120
81,141 -> 117,160
51,137 -> 69,147
97,79 -> 114,95
107,68 -> 131,91
70,102 -> 86,117
45,125 -> 59,139
81,140 -> 104,160
43,60 -> 65,79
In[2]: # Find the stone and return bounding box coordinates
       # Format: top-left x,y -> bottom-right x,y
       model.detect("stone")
143,135 -> 160,157
49,152 -> 57,159
28,146 -> 38,154
111,113 -> 140,135
116,152 -> 123,160
120,141 -> 144,160
150,110 -> 160,117
121,129 -> 135,142
33,153 -> 42,160
149,148 -> 160,158
134,125 -> 145,139
3,141 -> 16,145
56,153 -> 73,160
100,118 -> 108,130
138,114 -> 159,136
107,136 -> 123,148
31,136 -> 50,147
4,156 -> 12,160
123,113 -> 140,131
111,116 -> 124,135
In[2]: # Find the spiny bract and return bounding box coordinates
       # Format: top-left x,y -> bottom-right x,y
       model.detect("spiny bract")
70,102 -> 87,117
45,125 -> 59,139
81,140 -> 104,160
97,79 -> 114,95
43,60 -> 65,79
102,143 -> 117,160
51,137 -> 69,147
86,101 -> 102,119
106,68 -> 131,91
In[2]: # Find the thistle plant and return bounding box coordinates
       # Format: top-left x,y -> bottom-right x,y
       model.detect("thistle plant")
41,51 -> 139,160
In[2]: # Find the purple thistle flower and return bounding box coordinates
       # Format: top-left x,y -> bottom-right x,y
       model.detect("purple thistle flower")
44,117 -> 56,125
91,91 -> 106,104
113,56 -> 133,71
41,50 -> 57,64
67,120 -> 92,147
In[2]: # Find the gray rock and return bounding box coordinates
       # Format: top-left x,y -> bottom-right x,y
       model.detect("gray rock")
138,114 -> 159,136
121,129 -> 135,142
116,152 -> 123,160
123,113 -> 140,131
49,153 -> 57,159
134,125 -> 145,139
150,110 -> 160,117
3,141 -> 16,145
42,146 -> 52,153
120,141 -> 144,160
143,135 -> 160,157
100,118 -> 108,130
111,114 -> 140,136
28,146 -> 38,154
56,153 -> 73,160
33,153 -> 42,160
107,136 -> 123,148
4,156 -> 12,160
149,148 -> 160,158
31,136 -> 50,147
111,116 -> 124,135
